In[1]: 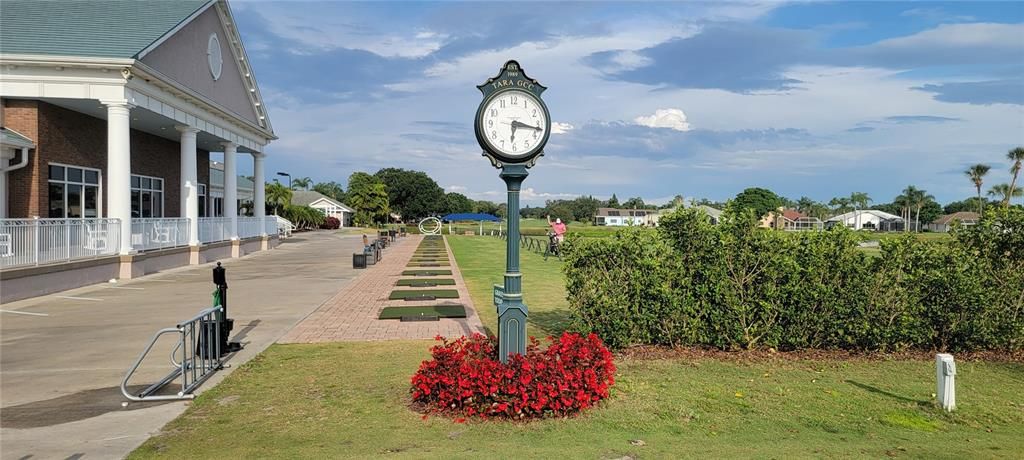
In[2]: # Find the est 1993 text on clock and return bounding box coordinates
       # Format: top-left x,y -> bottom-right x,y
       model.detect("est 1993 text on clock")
475,60 -> 551,168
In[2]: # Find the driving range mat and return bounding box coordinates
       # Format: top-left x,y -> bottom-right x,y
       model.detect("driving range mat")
396,278 -> 456,286
389,289 -> 459,300
379,305 -> 467,320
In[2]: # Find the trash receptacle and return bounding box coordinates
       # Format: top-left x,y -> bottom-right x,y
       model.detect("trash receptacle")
353,252 -> 367,268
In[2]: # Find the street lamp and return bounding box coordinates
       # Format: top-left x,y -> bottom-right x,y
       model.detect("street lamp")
276,171 -> 291,189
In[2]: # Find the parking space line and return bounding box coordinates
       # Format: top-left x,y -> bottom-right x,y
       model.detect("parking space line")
107,286 -> 145,290
55,296 -> 104,302
0,309 -> 50,317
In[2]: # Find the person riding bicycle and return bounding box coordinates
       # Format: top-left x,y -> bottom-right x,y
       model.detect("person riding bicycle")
547,215 -> 567,244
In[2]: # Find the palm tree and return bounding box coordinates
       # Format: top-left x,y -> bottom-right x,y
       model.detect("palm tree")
265,181 -> 293,215
903,186 -> 933,233
849,192 -> 871,230
291,176 -> 312,191
965,163 -> 991,214
901,186 -> 925,232
893,193 -> 910,231
795,196 -> 816,215
988,183 -> 1023,205
1006,147 -> 1024,208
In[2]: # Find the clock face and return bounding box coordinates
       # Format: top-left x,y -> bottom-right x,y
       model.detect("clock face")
479,89 -> 548,158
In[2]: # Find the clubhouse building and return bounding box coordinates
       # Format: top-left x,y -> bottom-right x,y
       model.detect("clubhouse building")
1,0 -> 277,301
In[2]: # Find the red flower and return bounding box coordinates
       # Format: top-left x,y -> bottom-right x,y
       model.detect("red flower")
410,333 -> 616,420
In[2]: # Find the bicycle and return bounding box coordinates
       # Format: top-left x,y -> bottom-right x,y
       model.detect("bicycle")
543,230 -> 562,261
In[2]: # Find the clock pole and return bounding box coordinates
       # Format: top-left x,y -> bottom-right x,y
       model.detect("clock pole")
497,164 -> 528,362
476,60 -> 550,364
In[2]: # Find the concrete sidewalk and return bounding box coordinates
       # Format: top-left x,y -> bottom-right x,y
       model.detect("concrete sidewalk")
0,231 -> 366,459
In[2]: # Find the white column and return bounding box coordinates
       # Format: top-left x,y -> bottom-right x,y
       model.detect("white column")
223,142 -> 238,240
105,101 -> 133,254
177,126 -> 201,245
252,152 -> 266,235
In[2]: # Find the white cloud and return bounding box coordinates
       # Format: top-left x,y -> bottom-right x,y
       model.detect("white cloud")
867,22 -> 1024,53
551,122 -> 575,134
634,108 -> 692,131
446,185 -> 467,192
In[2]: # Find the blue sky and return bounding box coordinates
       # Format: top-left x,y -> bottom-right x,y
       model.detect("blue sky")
232,0 -> 1024,206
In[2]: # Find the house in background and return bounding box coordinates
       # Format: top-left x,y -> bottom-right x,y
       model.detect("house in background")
926,211 -> 979,232
292,190 -> 354,227
774,209 -> 823,231
826,210 -> 905,231
209,160 -> 254,216
0,0 -> 277,302
593,208 -> 651,226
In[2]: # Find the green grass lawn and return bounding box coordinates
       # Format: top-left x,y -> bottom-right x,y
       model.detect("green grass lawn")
448,235 -> 571,336
130,236 -> 1024,459
130,340 -> 1024,459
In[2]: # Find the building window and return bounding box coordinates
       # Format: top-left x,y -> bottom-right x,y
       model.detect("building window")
198,183 -> 207,217
608,211 -> 620,216
131,174 -> 164,218
48,164 -> 101,218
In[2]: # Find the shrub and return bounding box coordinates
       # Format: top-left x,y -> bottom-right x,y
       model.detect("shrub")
411,333 -> 616,419
321,216 -> 340,229
564,207 -> 1024,352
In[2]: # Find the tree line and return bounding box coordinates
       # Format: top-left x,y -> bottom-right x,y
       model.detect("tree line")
264,146 -> 1022,228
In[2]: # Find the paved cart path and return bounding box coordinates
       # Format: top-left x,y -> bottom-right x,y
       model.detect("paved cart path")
0,231 -> 366,460
279,234 -> 485,342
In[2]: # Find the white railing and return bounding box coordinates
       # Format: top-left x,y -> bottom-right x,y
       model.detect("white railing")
198,217 -> 232,244
0,218 -> 121,269
275,215 -> 295,238
237,216 -> 273,239
131,218 -> 190,252
265,216 -> 278,236
198,216 -> 276,243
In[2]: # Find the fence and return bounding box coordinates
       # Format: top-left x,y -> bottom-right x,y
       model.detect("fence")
197,217 -> 232,243
121,306 -> 225,402
199,216 -> 275,243
237,216 -> 271,239
0,218 -> 121,269
131,218 -> 190,252
490,231 -> 548,255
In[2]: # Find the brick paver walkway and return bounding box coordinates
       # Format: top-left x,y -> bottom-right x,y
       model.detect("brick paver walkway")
279,234 -> 485,342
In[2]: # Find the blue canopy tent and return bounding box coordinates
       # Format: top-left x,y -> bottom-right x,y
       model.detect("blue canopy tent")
441,213 -> 501,235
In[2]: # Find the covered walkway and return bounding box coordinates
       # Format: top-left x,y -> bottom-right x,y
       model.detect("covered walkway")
0,231 -> 362,459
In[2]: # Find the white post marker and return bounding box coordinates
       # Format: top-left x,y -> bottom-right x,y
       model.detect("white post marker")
936,353 -> 956,411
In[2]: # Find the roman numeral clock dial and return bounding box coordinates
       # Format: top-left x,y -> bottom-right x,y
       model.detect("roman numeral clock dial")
475,60 -> 551,168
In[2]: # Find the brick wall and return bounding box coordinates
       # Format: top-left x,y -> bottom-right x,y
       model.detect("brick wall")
2,100 -> 212,218
3,100 -> 40,217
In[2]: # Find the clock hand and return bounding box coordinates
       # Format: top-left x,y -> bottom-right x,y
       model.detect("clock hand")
511,120 -> 542,131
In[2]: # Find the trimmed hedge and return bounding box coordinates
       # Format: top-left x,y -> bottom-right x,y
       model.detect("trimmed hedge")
563,207 -> 1024,352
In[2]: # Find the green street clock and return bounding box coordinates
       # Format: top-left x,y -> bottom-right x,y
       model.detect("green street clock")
475,60 -> 551,168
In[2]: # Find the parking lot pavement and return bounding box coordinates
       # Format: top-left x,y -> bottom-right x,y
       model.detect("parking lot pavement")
0,231 -> 365,460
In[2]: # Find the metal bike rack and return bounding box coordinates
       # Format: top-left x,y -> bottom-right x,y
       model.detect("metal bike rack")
120,306 -> 226,402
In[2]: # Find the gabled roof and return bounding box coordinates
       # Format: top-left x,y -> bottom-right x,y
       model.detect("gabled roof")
0,0 -> 210,58
292,191 -> 352,212
826,210 -> 902,222
781,209 -> 806,221
932,212 -> 980,225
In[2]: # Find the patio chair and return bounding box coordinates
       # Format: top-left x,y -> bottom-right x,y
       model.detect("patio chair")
0,233 -> 12,257
152,223 -> 174,244
84,225 -> 109,251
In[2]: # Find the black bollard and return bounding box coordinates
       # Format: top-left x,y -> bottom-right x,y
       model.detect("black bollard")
213,262 -> 243,354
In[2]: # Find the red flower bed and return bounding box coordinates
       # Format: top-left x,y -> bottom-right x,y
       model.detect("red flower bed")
411,332 -> 616,419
